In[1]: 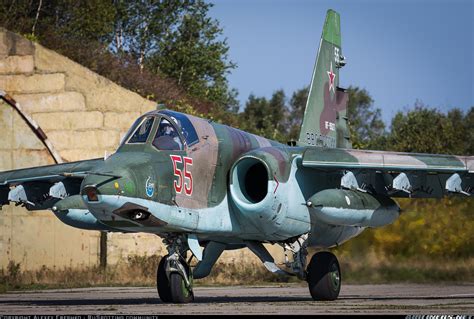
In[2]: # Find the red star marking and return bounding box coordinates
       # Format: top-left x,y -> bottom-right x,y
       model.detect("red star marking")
327,62 -> 336,93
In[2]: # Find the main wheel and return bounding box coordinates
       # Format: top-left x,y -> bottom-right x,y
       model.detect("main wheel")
157,256 -> 172,303
306,251 -> 341,301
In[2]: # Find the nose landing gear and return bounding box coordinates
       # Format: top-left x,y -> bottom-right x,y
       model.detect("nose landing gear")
156,256 -> 172,302
157,236 -> 194,303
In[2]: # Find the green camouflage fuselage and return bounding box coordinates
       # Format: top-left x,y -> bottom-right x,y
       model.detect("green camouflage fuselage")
78,110 -> 318,244
69,109 -> 472,248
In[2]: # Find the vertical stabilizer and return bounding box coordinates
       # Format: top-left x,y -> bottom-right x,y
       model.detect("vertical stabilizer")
298,10 -> 351,148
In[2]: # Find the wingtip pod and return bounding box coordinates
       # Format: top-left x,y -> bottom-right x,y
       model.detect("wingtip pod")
323,9 -> 341,47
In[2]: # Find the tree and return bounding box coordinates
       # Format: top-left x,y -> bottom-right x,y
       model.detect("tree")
458,107 -> 474,155
287,86 -> 308,141
0,1 -> 42,35
0,0 -> 117,73
56,0 -> 116,42
241,90 -> 288,142
346,87 -> 386,150
144,1 -> 237,110
111,1 -> 184,68
387,103 -> 473,155
0,0 -> 116,42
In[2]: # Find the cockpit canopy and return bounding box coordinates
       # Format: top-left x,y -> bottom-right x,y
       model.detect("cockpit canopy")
120,110 -> 199,151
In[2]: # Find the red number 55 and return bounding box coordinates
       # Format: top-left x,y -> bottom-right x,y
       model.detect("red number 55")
170,155 -> 193,196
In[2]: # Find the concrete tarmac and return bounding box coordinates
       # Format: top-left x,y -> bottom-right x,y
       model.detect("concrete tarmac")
0,284 -> 473,315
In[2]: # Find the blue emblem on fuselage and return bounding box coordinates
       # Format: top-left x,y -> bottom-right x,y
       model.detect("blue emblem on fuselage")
145,176 -> 155,197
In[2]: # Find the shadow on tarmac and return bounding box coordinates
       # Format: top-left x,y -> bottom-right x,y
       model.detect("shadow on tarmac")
0,293 -> 472,307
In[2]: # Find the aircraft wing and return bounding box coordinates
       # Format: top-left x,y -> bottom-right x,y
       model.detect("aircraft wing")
0,158 -> 103,210
302,148 -> 474,198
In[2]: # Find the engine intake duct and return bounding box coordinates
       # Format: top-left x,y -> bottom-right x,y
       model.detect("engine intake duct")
230,156 -> 269,204
229,154 -> 285,234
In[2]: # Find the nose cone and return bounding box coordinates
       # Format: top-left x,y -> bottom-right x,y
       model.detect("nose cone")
81,152 -> 151,202
81,169 -> 136,201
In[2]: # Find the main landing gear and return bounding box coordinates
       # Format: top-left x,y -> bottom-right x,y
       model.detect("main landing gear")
157,236 -> 194,303
306,251 -> 341,301
251,234 -> 342,301
156,233 -> 342,303
284,236 -> 341,301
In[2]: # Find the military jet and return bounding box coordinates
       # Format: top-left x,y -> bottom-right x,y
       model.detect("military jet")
0,10 -> 472,303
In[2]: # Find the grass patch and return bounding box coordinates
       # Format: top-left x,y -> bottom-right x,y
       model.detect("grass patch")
1,254 -> 472,293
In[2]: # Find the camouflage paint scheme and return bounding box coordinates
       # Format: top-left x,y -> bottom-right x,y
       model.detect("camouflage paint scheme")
300,10 -> 351,149
0,10 -> 473,254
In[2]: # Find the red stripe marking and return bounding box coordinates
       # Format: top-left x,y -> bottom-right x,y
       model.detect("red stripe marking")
273,174 -> 279,194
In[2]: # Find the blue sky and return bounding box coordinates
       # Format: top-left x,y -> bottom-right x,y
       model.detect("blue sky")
209,0 -> 473,124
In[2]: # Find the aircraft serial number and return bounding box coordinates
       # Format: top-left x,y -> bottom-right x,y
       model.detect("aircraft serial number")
305,131 -> 336,147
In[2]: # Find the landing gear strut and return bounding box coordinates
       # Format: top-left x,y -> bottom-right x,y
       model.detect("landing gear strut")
157,236 -> 194,303
306,251 -> 341,301
283,236 -> 342,300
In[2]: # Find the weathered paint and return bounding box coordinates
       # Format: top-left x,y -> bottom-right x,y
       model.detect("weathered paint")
303,148 -> 469,171
299,10 -> 351,149
308,189 -> 400,227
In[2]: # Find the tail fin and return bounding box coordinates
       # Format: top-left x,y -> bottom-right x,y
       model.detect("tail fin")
298,9 -> 351,149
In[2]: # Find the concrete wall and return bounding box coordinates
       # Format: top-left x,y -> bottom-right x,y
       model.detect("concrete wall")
0,29 -> 275,271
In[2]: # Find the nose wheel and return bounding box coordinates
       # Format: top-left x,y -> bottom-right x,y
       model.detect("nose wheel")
157,254 -> 194,303
169,261 -> 194,303
156,256 -> 172,302
306,251 -> 341,301
157,237 -> 194,303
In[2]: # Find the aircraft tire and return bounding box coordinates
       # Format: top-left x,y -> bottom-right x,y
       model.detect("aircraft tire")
306,251 -> 341,301
169,269 -> 194,303
157,256 -> 172,303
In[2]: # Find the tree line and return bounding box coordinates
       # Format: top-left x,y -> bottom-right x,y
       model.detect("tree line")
2,0 -> 472,158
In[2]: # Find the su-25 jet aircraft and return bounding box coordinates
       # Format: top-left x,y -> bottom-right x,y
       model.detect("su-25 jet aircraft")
0,10 -> 473,303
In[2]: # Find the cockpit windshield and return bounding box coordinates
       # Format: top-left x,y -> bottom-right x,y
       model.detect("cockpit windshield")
159,110 -> 199,147
127,116 -> 155,143
121,110 -> 199,150
152,118 -> 184,150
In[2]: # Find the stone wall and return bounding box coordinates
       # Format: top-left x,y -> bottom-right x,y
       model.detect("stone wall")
0,28 -> 170,271
0,29 -> 276,272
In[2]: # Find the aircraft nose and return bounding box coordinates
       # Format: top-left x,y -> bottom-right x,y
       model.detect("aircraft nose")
80,152 -> 154,223
81,168 -> 137,203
